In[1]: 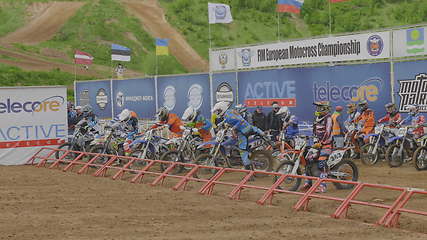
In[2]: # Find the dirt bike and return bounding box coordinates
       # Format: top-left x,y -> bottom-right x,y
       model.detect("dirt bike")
385,126 -> 418,168
274,136 -> 358,191
56,119 -> 96,160
89,123 -> 128,166
127,128 -> 169,168
412,135 -> 427,171
360,124 -> 395,165
160,126 -> 203,174
194,123 -> 273,177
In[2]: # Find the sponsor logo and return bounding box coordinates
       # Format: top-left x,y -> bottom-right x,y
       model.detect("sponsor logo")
79,90 -> 89,107
215,5 -> 226,19
188,84 -> 203,110
163,85 -> 176,111
398,73 -> 427,112
244,81 -> 296,107
240,48 -> 252,67
116,91 -> 154,108
313,78 -> 382,103
406,28 -> 425,54
0,96 -> 65,114
219,53 -> 228,69
367,35 -> 384,56
96,88 -> 108,110
216,82 -> 234,103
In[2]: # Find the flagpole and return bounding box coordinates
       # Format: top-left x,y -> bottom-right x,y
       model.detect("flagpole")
277,12 -> 280,41
155,54 -> 158,76
74,62 -> 77,82
208,23 -> 212,50
328,0 -> 332,35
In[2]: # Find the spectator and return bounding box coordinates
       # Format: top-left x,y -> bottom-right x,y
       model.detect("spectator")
266,102 -> 283,140
252,106 -> 266,131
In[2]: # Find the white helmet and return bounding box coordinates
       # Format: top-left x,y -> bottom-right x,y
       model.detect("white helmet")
212,101 -> 230,117
119,109 -> 131,122
182,106 -> 198,122
276,106 -> 289,117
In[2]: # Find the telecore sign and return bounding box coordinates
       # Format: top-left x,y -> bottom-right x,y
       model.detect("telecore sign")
313,78 -> 381,102
0,96 -> 64,114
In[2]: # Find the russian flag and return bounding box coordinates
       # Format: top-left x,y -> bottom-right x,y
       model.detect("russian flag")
277,0 -> 304,14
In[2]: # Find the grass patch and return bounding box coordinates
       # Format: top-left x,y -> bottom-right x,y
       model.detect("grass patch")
0,2 -> 26,37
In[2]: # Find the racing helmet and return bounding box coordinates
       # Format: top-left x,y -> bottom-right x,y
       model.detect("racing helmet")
212,101 -> 230,117
82,105 -> 93,116
234,104 -> 247,114
346,103 -> 357,114
358,100 -> 369,112
407,104 -> 419,116
157,107 -> 169,122
182,106 -> 198,122
276,106 -> 290,118
385,103 -> 396,114
313,101 -> 330,117
119,109 -> 131,122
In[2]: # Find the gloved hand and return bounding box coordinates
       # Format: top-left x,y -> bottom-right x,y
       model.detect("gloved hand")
312,143 -> 322,149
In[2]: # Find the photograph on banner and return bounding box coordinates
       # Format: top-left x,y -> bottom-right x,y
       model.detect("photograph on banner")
211,31 -> 390,71
394,60 -> 427,113
212,72 -> 238,107
0,86 -> 67,165
112,78 -> 156,118
393,27 -> 426,58
157,74 -> 211,118
237,62 -> 391,123
75,80 -> 112,119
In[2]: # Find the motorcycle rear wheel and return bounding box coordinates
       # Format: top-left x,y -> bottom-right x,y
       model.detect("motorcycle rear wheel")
160,150 -> 184,175
386,144 -> 405,168
331,159 -> 359,190
360,143 -> 380,165
273,159 -> 301,191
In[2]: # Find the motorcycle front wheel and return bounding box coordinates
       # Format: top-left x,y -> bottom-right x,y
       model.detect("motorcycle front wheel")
55,143 -> 77,162
331,159 -> 359,190
273,158 -> 301,191
250,150 -> 272,172
386,144 -> 405,168
160,150 -> 184,175
360,143 -> 380,165
193,153 -> 227,178
90,145 -> 114,166
413,146 -> 427,171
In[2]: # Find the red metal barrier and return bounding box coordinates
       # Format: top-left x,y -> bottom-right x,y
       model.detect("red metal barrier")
27,147 -> 427,230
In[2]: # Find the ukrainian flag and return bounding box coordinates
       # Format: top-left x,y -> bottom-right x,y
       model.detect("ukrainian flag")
156,38 -> 169,56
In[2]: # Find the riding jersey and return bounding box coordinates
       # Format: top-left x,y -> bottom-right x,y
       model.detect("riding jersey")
355,109 -> 375,135
313,114 -> 333,145
378,112 -> 401,127
223,110 -> 251,133
401,113 -> 425,137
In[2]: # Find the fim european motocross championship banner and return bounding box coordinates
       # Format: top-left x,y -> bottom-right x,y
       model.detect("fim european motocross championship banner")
112,78 -> 156,118
238,62 -> 391,124
75,80 -> 112,119
394,60 -> 427,113
157,74 -> 211,118
210,31 -> 390,71
0,86 -> 67,165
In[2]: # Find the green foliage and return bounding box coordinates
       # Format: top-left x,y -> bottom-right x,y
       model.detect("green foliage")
0,2 -> 26,37
40,0 -> 186,75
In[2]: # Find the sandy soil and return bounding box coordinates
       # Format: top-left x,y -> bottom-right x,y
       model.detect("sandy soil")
122,0 -> 209,72
1,158 -> 426,240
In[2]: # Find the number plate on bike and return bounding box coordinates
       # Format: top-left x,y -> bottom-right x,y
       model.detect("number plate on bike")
328,150 -> 346,166
294,137 -> 305,150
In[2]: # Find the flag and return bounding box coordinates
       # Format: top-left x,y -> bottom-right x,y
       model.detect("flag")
330,0 -> 349,3
208,3 -> 233,24
74,50 -> 93,65
277,0 -> 304,14
156,38 -> 169,56
406,28 -> 425,54
111,44 -> 131,62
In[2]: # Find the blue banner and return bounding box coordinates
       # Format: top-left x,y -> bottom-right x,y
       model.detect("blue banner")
157,74 -> 211,118
112,78 -> 156,119
75,80 -> 112,119
394,60 -> 427,113
238,63 -> 391,123
212,72 -> 238,107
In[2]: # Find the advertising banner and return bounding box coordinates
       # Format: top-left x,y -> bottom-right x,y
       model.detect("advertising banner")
393,27 -> 426,58
75,80 -> 112,119
394,60 -> 427,113
112,78 -> 156,118
157,74 -> 211,118
210,48 -> 236,71
210,31 -> 390,71
0,86 -> 67,165
238,62 -> 391,123
212,72 -> 238,107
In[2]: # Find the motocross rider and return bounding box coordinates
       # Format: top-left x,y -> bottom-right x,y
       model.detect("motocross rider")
152,107 -> 183,138
400,105 -> 425,139
378,103 -> 401,128
276,106 -> 299,139
182,106 -> 212,142
235,104 -> 253,124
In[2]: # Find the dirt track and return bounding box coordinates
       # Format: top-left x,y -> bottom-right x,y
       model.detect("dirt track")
122,0 -> 209,72
1,160 -> 426,240
0,2 -> 84,45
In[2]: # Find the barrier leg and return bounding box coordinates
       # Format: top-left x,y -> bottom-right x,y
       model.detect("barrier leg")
151,162 -> 178,186
76,154 -> 101,174
376,190 -> 409,226
48,150 -> 74,169
26,148 -> 46,165
199,168 -> 226,196
332,183 -> 364,219
93,156 -> 117,177
112,158 -> 138,180
36,150 -> 57,168
130,160 -> 156,184
257,174 -> 288,205
228,171 -> 255,200
294,178 -> 323,211
382,191 -> 413,227
172,166 -> 200,191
